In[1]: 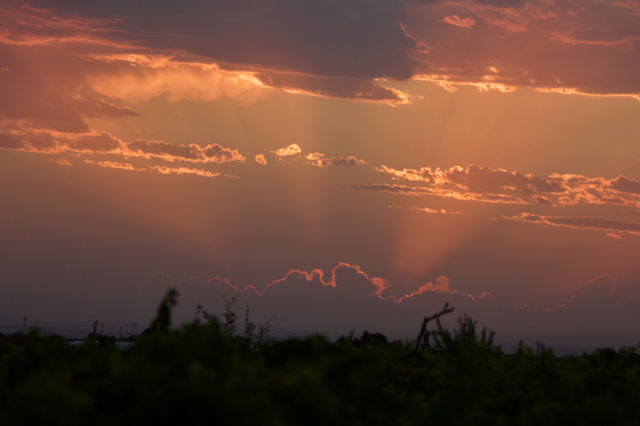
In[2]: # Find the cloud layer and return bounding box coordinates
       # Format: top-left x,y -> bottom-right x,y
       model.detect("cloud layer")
5,0 -> 638,102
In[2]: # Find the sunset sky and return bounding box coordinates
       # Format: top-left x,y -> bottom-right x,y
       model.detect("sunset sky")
2,0 -> 640,349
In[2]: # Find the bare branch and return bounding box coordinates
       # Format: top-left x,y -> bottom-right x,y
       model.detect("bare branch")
415,302 -> 454,350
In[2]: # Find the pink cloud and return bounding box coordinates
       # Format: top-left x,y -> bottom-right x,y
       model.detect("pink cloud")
188,262 -> 489,304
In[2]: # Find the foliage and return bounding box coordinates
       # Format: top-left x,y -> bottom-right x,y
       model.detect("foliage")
1,289 -> 639,425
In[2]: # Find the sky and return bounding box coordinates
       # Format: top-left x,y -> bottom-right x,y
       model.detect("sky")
1,0 -> 640,349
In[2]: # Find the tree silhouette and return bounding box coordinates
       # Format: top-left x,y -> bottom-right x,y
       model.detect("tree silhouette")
148,288 -> 178,333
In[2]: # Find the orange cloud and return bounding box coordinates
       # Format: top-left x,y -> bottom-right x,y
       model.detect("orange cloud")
86,55 -> 269,105
84,159 -> 139,171
414,73 -> 516,94
81,158 -> 223,179
254,153 -> 268,166
126,140 -> 245,164
375,164 -> 640,209
269,144 -> 366,168
271,144 -> 302,158
0,130 -> 246,164
149,165 -> 221,178
443,15 -> 476,29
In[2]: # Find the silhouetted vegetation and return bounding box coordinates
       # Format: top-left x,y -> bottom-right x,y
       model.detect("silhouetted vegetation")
1,289 -> 640,425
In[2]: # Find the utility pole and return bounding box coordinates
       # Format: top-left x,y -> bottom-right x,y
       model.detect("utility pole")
22,316 -> 27,334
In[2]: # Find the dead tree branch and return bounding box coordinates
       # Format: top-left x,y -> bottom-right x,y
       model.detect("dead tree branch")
415,302 -> 454,349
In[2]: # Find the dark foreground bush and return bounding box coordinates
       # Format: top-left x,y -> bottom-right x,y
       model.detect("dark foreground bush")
1,291 -> 640,426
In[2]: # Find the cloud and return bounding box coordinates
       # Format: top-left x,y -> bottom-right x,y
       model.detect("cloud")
269,144 -> 366,168
395,275 -> 490,303
2,2 -> 396,142
175,265 -> 640,347
255,71 -> 409,104
271,143 -> 302,158
254,153 -> 268,166
387,205 -> 462,215
0,3 -> 132,48
443,15 -> 476,29
170,261 -> 496,342
0,35 -> 141,133
80,158 -> 224,178
72,97 -> 139,119
126,140 -> 246,164
0,130 -> 246,166
354,184 -> 432,195
86,55 -> 268,105
53,158 -> 72,167
0,132 -> 25,149
84,159 -> 139,171
552,173 -> 640,208
10,0 -> 640,103
24,0 -> 420,81
80,159 -> 225,179
188,261 -> 488,304
304,152 -> 365,168
149,165 -> 222,179
70,133 -> 123,153
609,176 -> 640,195
502,213 -> 640,236
407,0 -> 640,99
375,164 -> 640,209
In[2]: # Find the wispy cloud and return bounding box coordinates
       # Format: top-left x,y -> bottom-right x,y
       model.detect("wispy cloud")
387,205 -> 462,215
502,213 -> 640,236
84,159 -> 139,171
149,165 -> 222,178
82,159 -> 224,179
